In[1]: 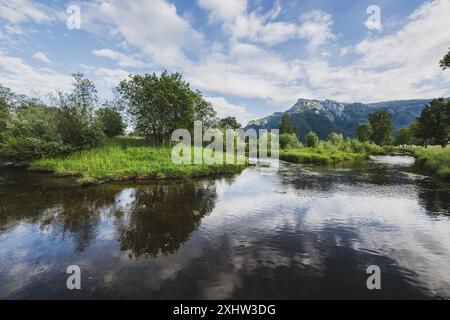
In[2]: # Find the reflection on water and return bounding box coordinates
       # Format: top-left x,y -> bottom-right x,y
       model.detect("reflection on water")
0,156 -> 450,299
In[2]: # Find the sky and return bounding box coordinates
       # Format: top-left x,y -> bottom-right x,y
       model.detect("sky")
1,0 -> 450,125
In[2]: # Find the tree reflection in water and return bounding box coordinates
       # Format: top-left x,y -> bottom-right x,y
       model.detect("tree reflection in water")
114,182 -> 217,258
0,169 -> 218,257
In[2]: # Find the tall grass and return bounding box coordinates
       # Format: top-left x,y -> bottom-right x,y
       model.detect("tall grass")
409,146 -> 450,179
280,138 -> 390,165
30,136 -> 247,184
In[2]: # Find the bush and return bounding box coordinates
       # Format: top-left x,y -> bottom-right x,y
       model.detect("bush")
96,106 -> 126,138
328,132 -> 344,146
279,133 -> 300,149
305,131 -> 319,148
52,73 -> 105,150
0,103 -> 71,162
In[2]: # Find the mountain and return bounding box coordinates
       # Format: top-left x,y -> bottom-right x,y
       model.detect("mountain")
246,98 -> 432,140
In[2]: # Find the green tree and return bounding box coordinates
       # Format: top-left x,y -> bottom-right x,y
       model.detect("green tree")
328,132 -> 344,146
279,133 -> 300,149
96,106 -> 126,138
440,48 -> 450,70
369,109 -> 393,145
355,123 -> 372,142
305,131 -> 319,148
217,116 -> 241,130
395,128 -> 413,146
414,98 -> 449,148
0,102 -> 69,162
0,86 -> 18,143
118,71 -> 216,145
279,113 -> 295,134
52,73 -> 104,150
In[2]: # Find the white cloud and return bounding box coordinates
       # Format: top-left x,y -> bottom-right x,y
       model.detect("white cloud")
0,51 -> 71,96
198,0 -> 336,48
84,0 -> 203,68
92,49 -> 147,68
33,52 -> 51,64
0,0 -> 53,24
204,96 -> 252,125
198,0 -> 246,22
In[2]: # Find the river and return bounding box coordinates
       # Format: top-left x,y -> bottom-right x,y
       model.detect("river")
1,156 -> 449,299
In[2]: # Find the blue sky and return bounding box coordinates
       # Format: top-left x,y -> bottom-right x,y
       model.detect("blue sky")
1,0 -> 449,125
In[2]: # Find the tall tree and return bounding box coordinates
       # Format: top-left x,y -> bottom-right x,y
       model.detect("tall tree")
279,113 -> 295,134
0,86 -> 12,142
118,72 -> 216,145
369,109 -> 393,145
440,48 -> 450,70
305,131 -> 319,148
414,98 -> 449,148
53,73 -> 104,150
96,105 -> 126,138
217,116 -> 241,130
395,128 -> 413,146
355,123 -> 372,142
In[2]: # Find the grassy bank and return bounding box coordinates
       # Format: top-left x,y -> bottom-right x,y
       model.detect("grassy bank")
280,148 -> 368,164
30,137 -> 247,184
402,146 -> 450,180
280,140 -> 390,165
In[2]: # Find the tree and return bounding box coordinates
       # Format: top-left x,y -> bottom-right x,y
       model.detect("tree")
328,132 -> 344,146
96,106 -> 126,138
0,87 -> 11,142
369,109 -> 393,145
118,71 -> 216,145
52,73 -> 104,150
279,133 -> 300,149
414,98 -> 449,148
0,102 -> 69,162
279,113 -> 295,134
395,128 -> 413,146
356,123 -> 372,142
217,116 -> 241,130
440,48 -> 450,70
305,131 -> 319,148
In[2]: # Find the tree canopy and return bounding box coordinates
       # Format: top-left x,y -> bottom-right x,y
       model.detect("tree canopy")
369,109 -> 393,145
217,116 -> 241,130
413,98 -> 449,148
279,113 -> 295,134
305,131 -> 319,148
355,123 -> 372,142
440,48 -> 450,70
118,71 -> 216,145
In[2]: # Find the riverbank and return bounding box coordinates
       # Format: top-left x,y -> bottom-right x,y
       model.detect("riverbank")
399,146 -> 450,180
280,140 -> 390,165
30,137 -> 247,185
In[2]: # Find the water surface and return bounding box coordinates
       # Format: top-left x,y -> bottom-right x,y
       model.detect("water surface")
1,156 -> 450,299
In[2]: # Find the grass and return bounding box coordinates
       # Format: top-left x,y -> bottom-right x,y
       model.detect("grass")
400,146 -> 450,180
280,148 -> 367,164
280,139 -> 390,165
30,136 -> 247,184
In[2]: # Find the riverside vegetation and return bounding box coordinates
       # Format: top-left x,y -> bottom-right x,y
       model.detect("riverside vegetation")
30,136 -> 247,185
1,49 -> 450,182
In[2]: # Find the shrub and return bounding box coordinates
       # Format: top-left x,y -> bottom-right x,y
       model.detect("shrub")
305,131 -> 319,148
279,133 -> 300,149
96,106 -> 126,138
0,103 -> 71,162
328,132 -> 344,146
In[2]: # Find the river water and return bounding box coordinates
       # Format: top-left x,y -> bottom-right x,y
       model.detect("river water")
1,156 -> 449,299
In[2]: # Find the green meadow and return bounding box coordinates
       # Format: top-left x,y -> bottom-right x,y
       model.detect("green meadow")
30,136 -> 247,185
